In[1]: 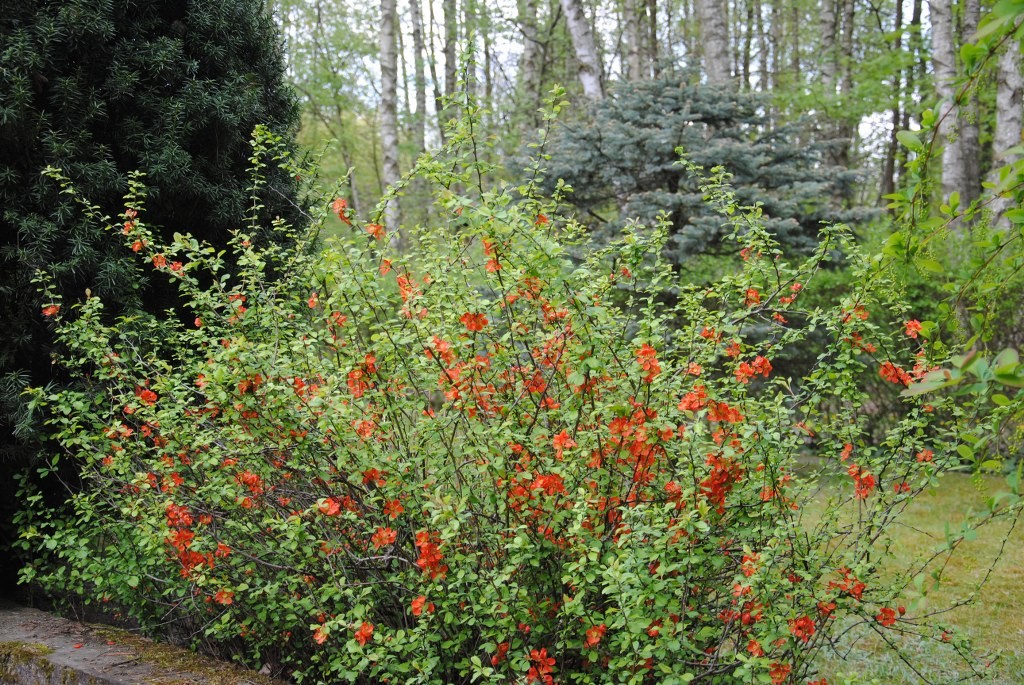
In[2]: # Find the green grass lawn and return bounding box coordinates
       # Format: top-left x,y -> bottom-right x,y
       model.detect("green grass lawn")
813,473 -> 1024,684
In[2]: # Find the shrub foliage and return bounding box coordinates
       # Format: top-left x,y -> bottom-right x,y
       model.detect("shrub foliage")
18,122 -> 1021,685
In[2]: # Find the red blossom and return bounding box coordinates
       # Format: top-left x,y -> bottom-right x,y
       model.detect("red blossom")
876,607 -> 897,627
383,499 -> 404,519
735,355 -> 773,383
636,343 -> 661,382
527,648 -> 556,684
584,624 -> 606,647
411,595 -> 434,616
353,621 -> 374,646
365,223 -> 385,240
460,312 -> 488,332
318,498 -> 341,517
214,589 -> 234,605
847,463 -> 876,499
769,662 -> 792,685
879,361 -> 912,386
415,530 -> 447,579
744,288 -> 761,307
135,387 -> 158,405
789,615 -> 816,642
490,642 -> 510,666
552,430 -> 577,458
332,198 -> 351,224
371,526 -> 397,550
904,319 -> 922,338
678,384 -> 708,411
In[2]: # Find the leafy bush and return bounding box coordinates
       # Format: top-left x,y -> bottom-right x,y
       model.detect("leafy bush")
17,119 -> 1022,685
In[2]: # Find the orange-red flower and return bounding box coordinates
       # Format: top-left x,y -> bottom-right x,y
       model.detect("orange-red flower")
460,312 -> 488,332
371,526 -> 397,550
332,198 -> 351,224
214,589 -> 234,605
584,624 -> 606,647
318,498 -> 341,516
411,595 -> 435,616
876,607 -> 897,627
636,343 -> 661,382
353,621 -> 374,646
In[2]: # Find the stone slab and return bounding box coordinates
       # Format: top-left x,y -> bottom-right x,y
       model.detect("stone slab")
0,600 -> 286,685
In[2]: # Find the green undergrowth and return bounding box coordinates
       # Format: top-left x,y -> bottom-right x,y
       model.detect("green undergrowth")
812,473 -> 1024,684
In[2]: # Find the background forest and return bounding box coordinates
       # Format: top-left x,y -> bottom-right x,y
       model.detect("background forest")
1,0 -> 1023,684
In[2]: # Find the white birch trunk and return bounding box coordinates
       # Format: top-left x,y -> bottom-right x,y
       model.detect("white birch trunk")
379,0 -> 402,241
697,0 -> 731,85
624,0 -> 643,80
929,0 -> 966,204
560,0 -> 605,100
819,0 -> 837,92
989,38 -> 1023,227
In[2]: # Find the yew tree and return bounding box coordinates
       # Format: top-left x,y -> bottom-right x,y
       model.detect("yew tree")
0,0 -> 301,588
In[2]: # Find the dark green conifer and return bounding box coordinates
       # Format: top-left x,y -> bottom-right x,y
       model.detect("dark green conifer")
0,0 -> 301,588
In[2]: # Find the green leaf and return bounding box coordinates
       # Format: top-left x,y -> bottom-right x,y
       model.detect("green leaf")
895,130 -> 923,152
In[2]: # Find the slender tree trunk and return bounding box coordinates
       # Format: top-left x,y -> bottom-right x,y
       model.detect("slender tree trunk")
790,4 -> 800,82
681,0 -> 696,64
517,0 -> 543,122
832,0 -> 856,166
463,0 -> 476,97
989,36 -> 1023,227
756,0 -> 769,92
483,4 -> 493,111
380,0 -> 403,241
959,0 -> 982,209
742,0 -> 754,90
880,0 -> 903,203
819,0 -> 837,92
560,0 -> 604,99
646,0 -> 659,77
697,0 -> 731,84
398,16 -> 411,120
902,0 -> 923,137
930,0 -> 966,205
770,0 -> 782,91
624,0 -> 643,80
444,0 -> 458,99
410,0 -> 427,153
428,0 -> 447,142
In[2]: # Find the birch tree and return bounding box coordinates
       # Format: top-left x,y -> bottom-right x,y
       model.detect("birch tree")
560,0 -> 605,99
989,37 -> 1023,227
697,0 -> 731,84
379,0 -> 402,240
930,0 -> 967,206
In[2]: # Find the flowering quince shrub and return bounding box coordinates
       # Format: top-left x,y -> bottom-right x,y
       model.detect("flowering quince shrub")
18,123 -> 1022,685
